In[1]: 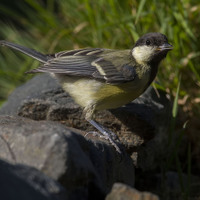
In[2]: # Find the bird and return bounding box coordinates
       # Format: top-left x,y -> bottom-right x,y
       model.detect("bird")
0,32 -> 173,153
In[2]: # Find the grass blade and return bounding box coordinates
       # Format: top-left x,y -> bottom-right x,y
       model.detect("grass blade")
135,0 -> 146,24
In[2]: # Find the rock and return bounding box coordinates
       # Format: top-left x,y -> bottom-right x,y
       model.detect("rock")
106,183 -> 159,200
0,159 -> 67,200
0,74 -> 172,170
109,86 -> 172,170
0,115 -> 135,200
0,74 -> 60,115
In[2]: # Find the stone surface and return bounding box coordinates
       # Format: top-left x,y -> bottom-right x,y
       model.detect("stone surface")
0,115 -> 135,200
0,74 -> 172,171
0,159 -> 67,200
0,74 -> 60,116
106,183 -> 159,200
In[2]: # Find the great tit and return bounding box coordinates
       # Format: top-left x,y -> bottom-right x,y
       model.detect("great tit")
0,32 -> 173,153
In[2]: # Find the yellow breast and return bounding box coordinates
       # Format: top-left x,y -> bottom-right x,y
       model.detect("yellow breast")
94,76 -> 149,111
57,73 -> 150,111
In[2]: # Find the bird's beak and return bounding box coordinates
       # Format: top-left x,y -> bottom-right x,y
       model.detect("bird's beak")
156,43 -> 173,51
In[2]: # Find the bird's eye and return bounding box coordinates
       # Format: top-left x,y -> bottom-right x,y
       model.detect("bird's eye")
146,40 -> 151,46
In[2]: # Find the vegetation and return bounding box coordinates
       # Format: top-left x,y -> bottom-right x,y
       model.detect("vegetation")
0,0 -> 200,198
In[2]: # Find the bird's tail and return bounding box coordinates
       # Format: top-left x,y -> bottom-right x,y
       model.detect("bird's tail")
0,40 -> 49,63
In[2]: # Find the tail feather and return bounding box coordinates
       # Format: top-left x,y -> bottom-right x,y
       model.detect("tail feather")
0,40 -> 49,63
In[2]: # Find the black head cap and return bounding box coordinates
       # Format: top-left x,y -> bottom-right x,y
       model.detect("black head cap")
134,32 -> 169,47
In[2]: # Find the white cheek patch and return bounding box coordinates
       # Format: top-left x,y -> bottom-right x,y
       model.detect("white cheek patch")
132,46 -> 156,65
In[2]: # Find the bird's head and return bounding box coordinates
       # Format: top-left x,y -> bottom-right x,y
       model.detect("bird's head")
132,32 -> 173,65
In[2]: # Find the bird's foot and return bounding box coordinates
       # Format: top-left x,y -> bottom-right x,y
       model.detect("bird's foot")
85,131 -> 121,154
102,127 -> 119,142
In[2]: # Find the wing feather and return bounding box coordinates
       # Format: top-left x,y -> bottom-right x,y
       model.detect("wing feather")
27,48 -> 136,84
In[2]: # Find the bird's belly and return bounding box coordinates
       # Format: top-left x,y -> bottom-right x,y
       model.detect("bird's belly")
94,78 -> 148,111
55,74 -> 149,111
58,76 -> 104,108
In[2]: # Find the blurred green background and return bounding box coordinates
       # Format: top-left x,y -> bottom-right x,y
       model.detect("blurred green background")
0,0 -> 200,197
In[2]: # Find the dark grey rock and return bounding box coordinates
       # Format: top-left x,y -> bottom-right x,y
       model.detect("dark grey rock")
0,159 -> 67,200
0,74 -> 60,115
106,183 -> 159,200
0,115 -> 135,200
109,86 -> 172,170
0,74 -> 172,171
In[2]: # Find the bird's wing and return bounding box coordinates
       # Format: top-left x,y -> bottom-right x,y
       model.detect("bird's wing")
27,48 -> 136,84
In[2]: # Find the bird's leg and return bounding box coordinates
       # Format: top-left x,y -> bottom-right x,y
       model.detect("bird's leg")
83,105 -> 121,153
87,119 -> 121,154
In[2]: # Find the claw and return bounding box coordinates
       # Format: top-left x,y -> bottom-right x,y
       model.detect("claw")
86,119 -> 122,154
